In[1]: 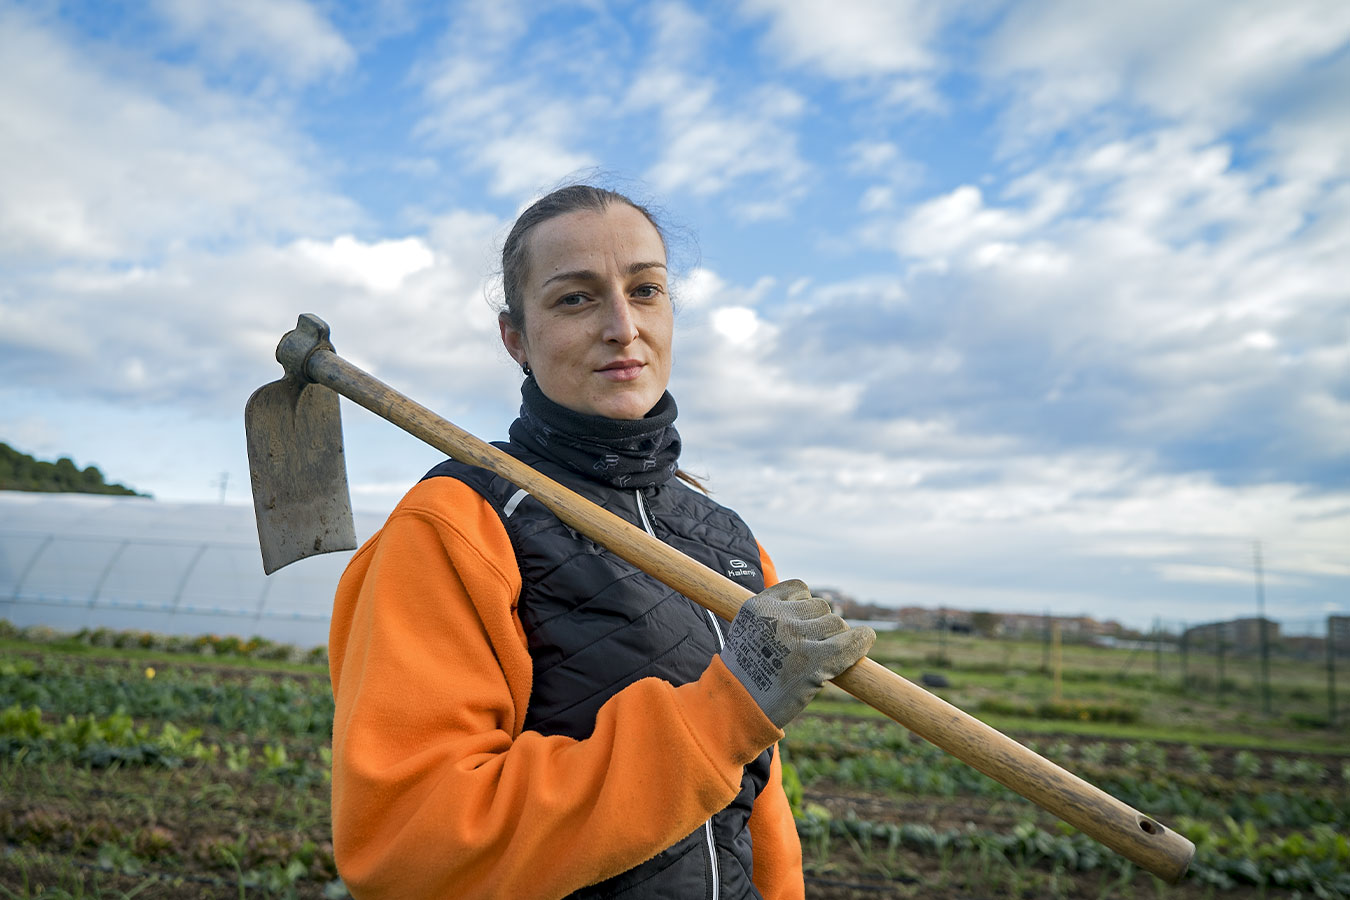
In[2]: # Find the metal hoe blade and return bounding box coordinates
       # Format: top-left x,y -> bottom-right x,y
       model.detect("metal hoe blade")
245,375 -> 357,574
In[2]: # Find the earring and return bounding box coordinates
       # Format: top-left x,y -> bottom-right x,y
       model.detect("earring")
522,363 -> 532,377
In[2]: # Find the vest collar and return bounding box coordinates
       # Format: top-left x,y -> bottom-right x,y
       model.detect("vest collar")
508,375 -> 681,489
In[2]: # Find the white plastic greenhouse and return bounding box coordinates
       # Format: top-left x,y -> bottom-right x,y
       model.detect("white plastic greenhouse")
0,491 -> 387,648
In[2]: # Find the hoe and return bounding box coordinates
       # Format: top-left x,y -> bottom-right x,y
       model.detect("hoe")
246,314 -> 1195,883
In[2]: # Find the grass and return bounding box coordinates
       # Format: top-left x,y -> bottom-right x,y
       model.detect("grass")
836,628 -> 1350,754
809,689 -> 1349,754
0,637 -> 327,678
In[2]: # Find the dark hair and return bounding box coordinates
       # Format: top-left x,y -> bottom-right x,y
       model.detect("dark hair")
499,184 -> 668,332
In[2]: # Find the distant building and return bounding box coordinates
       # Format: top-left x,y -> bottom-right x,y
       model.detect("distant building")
1183,617 -> 1280,652
894,606 -> 940,630
993,612 -> 1115,641
819,588 -> 899,622
997,613 -> 1045,638
891,606 -> 971,631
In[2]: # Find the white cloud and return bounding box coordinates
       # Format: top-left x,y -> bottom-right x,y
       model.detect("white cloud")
689,103 -> 1347,606
0,7 -> 357,264
742,0 -> 943,79
860,124 -> 1347,484
647,0 -> 715,60
2,212 -> 508,416
848,140 -> 924,213
413,2 -> 814,214
414,35 -> 597,198
1263,54 -> 1350,184
677,406 -> 1350,622
153,0 -> 355,83
673,267 -> 728,311
630,73 -> 809,217
710,306 -> 762,346
985,0 -> 1350,136
669,270 -> 863,446
292,236 -> 435,293
0,200 -> 514,511
1157,563 -> 1302,588
890,184 -> 1067,261
859,186 -> 894,213
848,141 -> 901,173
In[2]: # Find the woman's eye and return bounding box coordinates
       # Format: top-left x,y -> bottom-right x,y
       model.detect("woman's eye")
558,293 -> 587,307
633,284 -> 662,299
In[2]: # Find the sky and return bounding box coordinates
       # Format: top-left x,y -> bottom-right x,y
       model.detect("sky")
2,0 -> 1347,634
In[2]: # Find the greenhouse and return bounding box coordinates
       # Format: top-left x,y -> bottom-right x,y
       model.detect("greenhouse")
0,491 -> 385,648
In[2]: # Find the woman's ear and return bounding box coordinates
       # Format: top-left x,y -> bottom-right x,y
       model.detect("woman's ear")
499,313 -> 526,368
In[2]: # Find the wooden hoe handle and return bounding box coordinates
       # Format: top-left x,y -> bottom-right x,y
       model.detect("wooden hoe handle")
306,342 -> 1195,884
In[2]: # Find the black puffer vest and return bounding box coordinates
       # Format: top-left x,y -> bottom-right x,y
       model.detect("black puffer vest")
424,439 -> 774,900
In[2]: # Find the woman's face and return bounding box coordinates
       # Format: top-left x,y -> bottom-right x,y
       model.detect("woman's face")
501,204 -> 673,420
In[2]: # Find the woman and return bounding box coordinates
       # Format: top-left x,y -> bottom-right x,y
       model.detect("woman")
327,185 -> 875,899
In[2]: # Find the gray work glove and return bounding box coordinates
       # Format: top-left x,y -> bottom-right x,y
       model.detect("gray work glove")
719,579 -> 876,729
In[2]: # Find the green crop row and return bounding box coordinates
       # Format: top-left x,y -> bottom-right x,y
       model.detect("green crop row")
798,813 -> 1132,877
1099,773 -> 1349,831
0,703 -> 329,787
0,619 -> 327,665
2,811 -> 345,899
789,746 -> 1010,799
788,717 -> 1346,783
796,810 -> 1350,897
977,696 -> 1141,724
786,743 -> 1350,832
782,718 -> 1350,832
0,657 -> 333,738
0,703 -> 213,769
785,716 -> 1348,790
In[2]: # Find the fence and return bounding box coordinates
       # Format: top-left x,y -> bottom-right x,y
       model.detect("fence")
1154,615 -> 1346,727
883,613 -> 1348,729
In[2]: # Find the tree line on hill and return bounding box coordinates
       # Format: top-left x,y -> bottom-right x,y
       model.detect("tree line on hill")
0,442 -> 146,496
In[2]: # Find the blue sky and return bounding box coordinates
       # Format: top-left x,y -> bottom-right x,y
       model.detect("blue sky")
2,0 -> 1347,632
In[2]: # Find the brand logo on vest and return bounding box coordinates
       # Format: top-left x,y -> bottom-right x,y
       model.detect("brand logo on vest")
726,558 -> 757,578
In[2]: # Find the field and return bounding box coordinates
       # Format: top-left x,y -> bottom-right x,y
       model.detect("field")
1,623 -> 1347,899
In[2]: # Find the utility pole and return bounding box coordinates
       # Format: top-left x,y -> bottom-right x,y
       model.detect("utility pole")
1180,627 -> 1189,689
1329,615 -> 1338,727
938,606 -> 948,666
1042,610 -> 1052,675
1254,541 -> 1272,715
1052,620 -> 1063,702
1153,616 -> 1163,681
1217,637 -> 1226,702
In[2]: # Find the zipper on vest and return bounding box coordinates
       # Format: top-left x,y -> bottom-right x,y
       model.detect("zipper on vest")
633,489 -> 721,900
634,491 -> 725,647
703,822 -> 720,900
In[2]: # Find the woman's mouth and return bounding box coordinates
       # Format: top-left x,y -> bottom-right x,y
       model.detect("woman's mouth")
596,360 -> 644,382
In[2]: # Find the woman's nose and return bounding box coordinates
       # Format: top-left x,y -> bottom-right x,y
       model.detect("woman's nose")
601,296 -> 639,345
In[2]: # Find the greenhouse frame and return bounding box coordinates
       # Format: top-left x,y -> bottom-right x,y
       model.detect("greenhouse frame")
1,491 -> 385,648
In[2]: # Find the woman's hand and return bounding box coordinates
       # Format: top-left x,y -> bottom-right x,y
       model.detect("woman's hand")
720,580 -> 876,728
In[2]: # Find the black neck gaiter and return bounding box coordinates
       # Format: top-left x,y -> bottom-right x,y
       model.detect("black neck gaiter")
509,376 -> 682,489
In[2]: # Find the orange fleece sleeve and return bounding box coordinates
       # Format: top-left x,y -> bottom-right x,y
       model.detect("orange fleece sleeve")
328,478 -> 786,900
747,546 -> 807,900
